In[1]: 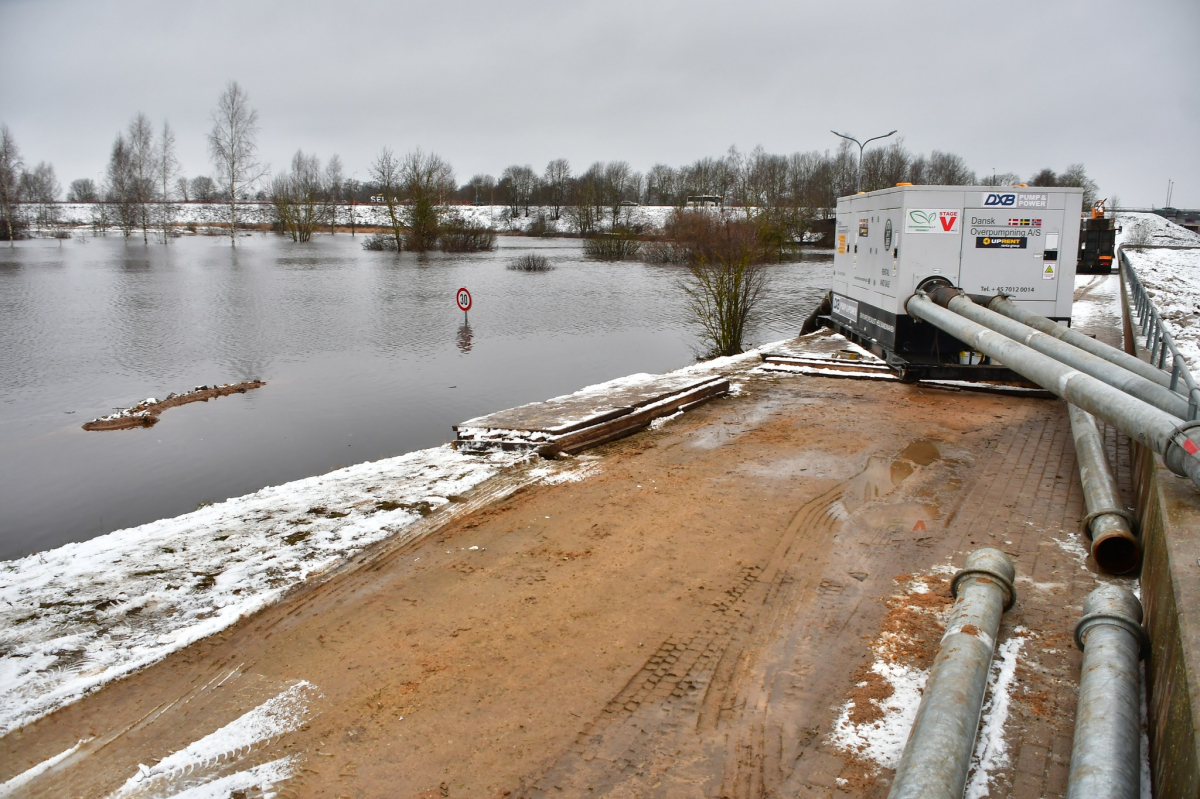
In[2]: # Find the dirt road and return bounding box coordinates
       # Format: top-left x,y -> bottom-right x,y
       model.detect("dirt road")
1,359 -> 1127,798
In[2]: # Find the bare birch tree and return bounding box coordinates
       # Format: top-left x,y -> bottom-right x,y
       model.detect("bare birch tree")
324,154 -> 343,234
0,124 -> 22,245
208,81 -> 265,245
127,113 -> 156,243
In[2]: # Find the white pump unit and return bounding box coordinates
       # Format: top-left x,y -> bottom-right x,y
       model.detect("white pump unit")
825,184 -> 1083,378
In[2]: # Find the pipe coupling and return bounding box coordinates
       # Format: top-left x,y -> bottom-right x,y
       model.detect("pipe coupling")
1073,584 -> 1150,658
1079,508 -> 1139,540
951,547 -> 1017,610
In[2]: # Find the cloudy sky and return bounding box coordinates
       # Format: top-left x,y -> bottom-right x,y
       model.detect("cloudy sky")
2,0 -> 1196,206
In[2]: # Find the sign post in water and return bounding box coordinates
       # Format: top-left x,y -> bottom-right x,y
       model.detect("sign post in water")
456,287 -> 472,323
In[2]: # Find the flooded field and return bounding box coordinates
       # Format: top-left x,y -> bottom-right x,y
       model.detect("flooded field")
0,234 -> 831,559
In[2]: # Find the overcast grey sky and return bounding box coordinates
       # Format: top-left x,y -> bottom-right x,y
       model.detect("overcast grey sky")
2,0 -> 1197,206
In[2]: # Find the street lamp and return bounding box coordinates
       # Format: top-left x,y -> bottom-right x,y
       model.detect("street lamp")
831,129 -> 897,194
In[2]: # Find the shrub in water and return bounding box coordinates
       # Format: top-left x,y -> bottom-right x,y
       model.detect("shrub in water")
361,233 -> 398,251
582,227 -> 641,261
439,214 -> 497,252
508,253 -> 554,272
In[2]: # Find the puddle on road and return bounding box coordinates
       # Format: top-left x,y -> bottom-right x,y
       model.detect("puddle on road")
838,440 -> 942,519
898,439 -> 940,466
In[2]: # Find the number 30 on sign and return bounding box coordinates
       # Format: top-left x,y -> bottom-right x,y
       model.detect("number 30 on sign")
456,288 -> 472,312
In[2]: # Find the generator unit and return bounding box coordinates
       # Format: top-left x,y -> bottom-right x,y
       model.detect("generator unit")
822,184 -> 1083,381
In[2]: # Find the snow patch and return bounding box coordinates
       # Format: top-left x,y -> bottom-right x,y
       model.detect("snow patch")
108,681 -> 317,798
965,631 -> 1028,799
828,571 -> 952,769
0,445 -> 522,735
0,738 -> 90,797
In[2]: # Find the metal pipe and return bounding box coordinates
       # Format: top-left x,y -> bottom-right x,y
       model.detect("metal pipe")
987,295 -> 1177,392
1067,405 -> 1141,574
936,292 -> 1189,419
906,293 -> 1200,491
889,548 -> 1016,799
1067,584 -> 1148,799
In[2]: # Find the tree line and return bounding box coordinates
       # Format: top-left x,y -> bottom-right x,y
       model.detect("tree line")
0,79 -> 1102,248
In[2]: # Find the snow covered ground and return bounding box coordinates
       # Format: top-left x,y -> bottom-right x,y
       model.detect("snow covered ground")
40,203 -> 685,235
0,346 -> 774,736
1116,213 -> 1200,371
0,445 -> 528,735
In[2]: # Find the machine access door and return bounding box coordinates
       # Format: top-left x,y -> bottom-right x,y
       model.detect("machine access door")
876,206 -> 901,299
959,202 -> 1065,301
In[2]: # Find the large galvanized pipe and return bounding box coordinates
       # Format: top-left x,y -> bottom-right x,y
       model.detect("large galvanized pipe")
987,295 -> 1177,393
905,292 -> 1200,492
889,548 -> 1016,799
1067,404 -> 1141,574
1067,584 -> 1148,799
935,291 -> 1189,420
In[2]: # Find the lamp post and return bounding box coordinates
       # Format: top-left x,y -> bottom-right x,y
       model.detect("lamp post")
831,129 -> 897,193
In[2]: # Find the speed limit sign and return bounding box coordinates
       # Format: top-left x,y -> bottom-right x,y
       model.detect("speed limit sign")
456,287 -> 472,312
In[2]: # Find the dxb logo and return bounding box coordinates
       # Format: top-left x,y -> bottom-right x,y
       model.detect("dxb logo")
983,193 -> 1017,207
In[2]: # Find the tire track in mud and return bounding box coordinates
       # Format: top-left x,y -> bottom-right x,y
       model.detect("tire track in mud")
511,447 -> 942,797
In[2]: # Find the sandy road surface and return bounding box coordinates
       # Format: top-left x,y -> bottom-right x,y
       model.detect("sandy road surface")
1,359 -> 1125,798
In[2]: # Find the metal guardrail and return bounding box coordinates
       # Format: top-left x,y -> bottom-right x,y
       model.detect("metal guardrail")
1119,246 -> 1200,420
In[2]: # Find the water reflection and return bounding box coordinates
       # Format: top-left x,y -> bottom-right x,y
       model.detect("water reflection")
0,235 -> 832,559
456,321 -> 474,354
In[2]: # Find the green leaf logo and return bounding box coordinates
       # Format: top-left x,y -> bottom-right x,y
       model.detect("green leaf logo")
909,210 -> 934,225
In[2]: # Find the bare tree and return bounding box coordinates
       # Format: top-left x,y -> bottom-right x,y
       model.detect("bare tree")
127,114 -> 156,243
603,160 -> 633,225
679,213 -> 771,358
190,175 -> 217,201
543,158 -> 571,219
369,147 -> 404,251
466,173 -> 495,205
67,178 -> 98,202
925,151 -> 975,185
176,176 -> 190,203
20,162 -> 61,235
1059,163 -> 1099,207
501,164 -> 538,217
324,154 -> 343,233
105,134 -> 136,237
270,150 -> 331,242
0,124 -> 23,245
401,148 -> 455,252
980,171 -> 1022,187
646,163 -> 676,206
208,81 -> 266,245
157,121 -> 179,241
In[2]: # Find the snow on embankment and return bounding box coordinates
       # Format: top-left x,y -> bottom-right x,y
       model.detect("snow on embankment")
1116,213 -> 1200,371
0,446 -> 523,735
48,203 -> 683,235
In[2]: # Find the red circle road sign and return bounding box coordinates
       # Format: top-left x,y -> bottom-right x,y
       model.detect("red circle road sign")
456,287 -> 472,312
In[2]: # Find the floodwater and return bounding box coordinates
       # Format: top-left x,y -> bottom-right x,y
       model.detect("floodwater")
0,234 -> 831,560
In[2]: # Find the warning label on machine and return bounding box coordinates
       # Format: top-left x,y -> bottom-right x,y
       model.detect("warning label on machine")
976,236 -> 1027,249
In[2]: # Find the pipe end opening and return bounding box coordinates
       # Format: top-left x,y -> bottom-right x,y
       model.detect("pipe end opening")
1094,536 -> 1141,576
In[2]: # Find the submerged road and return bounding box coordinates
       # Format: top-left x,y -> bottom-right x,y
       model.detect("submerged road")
1,280 -> 1136,799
